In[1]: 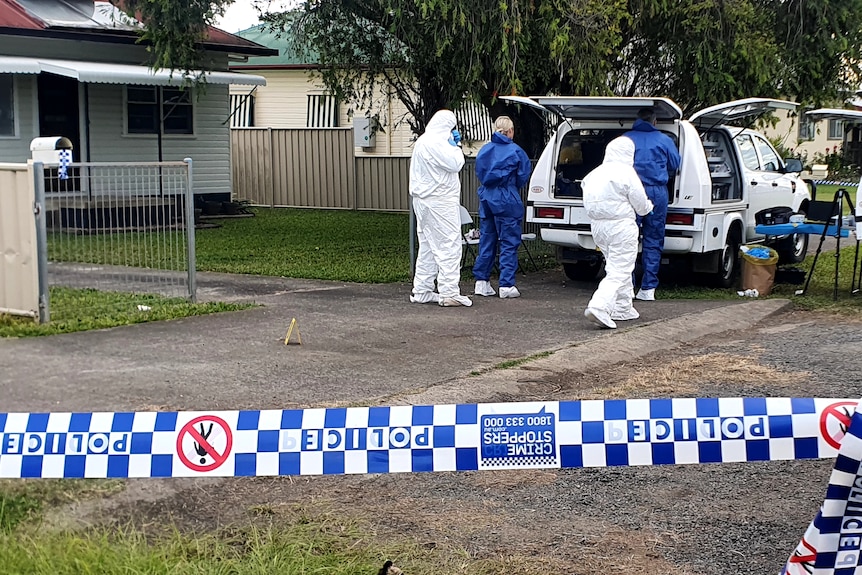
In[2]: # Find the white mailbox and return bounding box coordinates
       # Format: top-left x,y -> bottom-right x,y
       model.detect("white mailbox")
30,136 -> 73,164
353,117 -> 377,148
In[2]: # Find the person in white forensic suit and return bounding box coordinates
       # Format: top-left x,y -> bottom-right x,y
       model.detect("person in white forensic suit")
409,109 -> 472,307
582,136 -> 654,329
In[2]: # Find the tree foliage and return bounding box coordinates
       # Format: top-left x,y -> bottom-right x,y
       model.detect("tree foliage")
611,0 -> 862,115
121,0 -> 862,141
112,0 -> 230,79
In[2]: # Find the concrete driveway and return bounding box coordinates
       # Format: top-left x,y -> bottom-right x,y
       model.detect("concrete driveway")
0,269 -> 780,414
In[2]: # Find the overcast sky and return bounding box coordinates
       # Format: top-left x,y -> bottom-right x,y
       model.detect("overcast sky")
215,0 -> 294,33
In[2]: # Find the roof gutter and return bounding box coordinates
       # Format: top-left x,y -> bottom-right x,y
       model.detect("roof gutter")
0,27 -> 278,57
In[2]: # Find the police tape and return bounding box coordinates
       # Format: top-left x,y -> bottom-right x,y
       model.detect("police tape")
783,397 -> 862,574
0,397 -> 857,479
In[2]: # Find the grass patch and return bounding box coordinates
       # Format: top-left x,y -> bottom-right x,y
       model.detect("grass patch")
583,352 -> 808,400
494,351 -> 554,370
0,523 -> 404,575
49,208 -> 556,284
655,240 -> 862,314
0,493 -> 40,533
468,351 -> 555,376
0,479 -> 124,533
197,209 -> 413,282
0,287 -> 254,338
812,184 -> 856,212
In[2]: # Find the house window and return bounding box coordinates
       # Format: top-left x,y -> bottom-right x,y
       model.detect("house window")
828,119 -> 844,140
126,86 -> 194,134
229,93 -> 254,127
456,102 -> 493,142
307,94 -> 338,127
798,116 -> 815,141
0,74 -> 15,136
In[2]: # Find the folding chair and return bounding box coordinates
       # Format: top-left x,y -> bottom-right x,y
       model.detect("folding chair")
800,189 -> 855,300
459,205 -> 479,269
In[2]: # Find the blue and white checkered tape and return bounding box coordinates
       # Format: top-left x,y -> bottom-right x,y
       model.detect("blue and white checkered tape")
782,398 -> 862,575
0,398 -> 856,479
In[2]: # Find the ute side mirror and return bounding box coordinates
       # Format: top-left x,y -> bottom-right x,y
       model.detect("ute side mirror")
783,158 -> 803,173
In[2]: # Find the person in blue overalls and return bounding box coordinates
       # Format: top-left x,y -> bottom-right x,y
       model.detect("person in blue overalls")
472,116 -> 533,299
625,108 -> 681,301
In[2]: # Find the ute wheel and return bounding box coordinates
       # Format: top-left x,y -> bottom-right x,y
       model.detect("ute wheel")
777,231 -> 808,264
563,260 -> 603,282
714,231 -> 740,288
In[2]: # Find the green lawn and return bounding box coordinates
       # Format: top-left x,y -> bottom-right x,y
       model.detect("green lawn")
0,287 -> 253,338
196,208 -> 413,282
811,183 -> 857,213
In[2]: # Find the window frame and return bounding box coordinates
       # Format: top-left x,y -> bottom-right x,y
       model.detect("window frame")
306,94 -> 339,128
798,116 -> 815,141
828,119 -> 844,141
124,85 -> 195,136
0,73 -> 19,139
752,134 -> 782,172
734,134 -> 760,171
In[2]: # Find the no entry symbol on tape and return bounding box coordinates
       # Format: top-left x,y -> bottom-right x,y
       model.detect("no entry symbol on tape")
820,401 -> 857,450
176,415 -> 233,472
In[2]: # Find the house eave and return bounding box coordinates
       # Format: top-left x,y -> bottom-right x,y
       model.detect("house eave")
0,26 -> 278,57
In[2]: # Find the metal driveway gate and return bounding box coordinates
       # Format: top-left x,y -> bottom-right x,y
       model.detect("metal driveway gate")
32,159 -> 197,323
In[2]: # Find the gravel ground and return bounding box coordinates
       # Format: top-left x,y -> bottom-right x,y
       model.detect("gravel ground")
58,308 -> 862,575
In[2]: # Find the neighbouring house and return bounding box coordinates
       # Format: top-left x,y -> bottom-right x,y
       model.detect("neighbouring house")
761,100 -> 862,173
0,0 -> 277,200
227,24 -> 492,157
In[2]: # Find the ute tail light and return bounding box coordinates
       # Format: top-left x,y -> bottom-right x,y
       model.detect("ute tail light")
536,207 -> 565,219
666,212 -> 694,226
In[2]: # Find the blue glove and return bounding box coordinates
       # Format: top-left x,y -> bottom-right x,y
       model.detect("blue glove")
449,129 -> 462,146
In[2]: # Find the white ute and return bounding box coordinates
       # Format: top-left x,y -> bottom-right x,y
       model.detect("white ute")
502,96 -> 812,286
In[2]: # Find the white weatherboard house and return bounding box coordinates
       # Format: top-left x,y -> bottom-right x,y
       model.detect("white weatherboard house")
227,24 -> 494,157
0,0 -> 276,200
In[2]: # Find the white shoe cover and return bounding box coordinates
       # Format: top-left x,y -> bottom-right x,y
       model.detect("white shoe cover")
585,307 -> 617,329
474,280 -> 496,297
439,295 -> 473,307
611,308 -> 640,321
635,288 -> 655,301
410,291 -> 440,304
499,286 -> 521,299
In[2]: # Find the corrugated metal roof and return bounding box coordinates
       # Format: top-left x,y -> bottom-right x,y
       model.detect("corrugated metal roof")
0,55 -> 42,73
0,55 -> 267,85
0,0 -> 276,56
15,0 -> 140,30
0,0 -> 45,29
229,24 -> 318,69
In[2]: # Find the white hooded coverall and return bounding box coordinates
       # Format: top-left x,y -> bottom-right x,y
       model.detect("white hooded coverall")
409,110 -> 466,300
582,136 -> 654,318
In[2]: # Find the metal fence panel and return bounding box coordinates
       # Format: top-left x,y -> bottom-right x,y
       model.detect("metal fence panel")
231,128 -> 274,207
229,131 -> 545,245
38,160 -> 196,322
0,163 -> 40,318
354,156 -> 411,211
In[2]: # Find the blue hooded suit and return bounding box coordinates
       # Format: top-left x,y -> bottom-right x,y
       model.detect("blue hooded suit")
472,131 -> 533,288
624,118 -> 681,291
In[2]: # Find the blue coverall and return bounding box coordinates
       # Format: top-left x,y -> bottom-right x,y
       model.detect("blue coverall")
624,119 -> 681,291
472,131 -> 533,288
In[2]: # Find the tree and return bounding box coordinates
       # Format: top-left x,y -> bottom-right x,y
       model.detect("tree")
122,0 -> 862,147
609,0 -> 862,115
113,0 -> 232,80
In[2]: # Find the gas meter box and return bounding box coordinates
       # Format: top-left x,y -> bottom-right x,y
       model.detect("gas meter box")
30,136 -> 73,164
